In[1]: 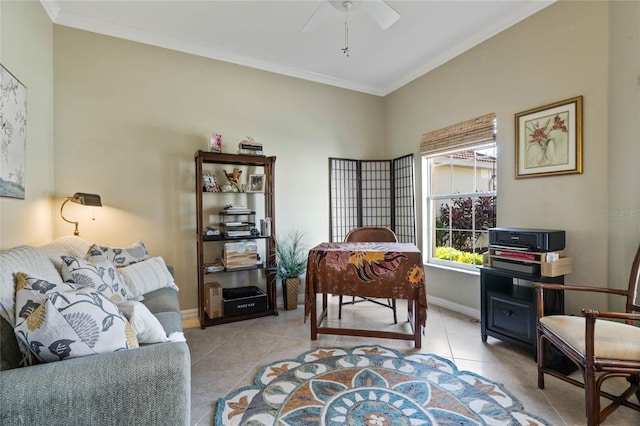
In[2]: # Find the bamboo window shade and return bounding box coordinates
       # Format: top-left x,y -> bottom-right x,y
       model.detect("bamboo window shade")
420,113 -> 496,158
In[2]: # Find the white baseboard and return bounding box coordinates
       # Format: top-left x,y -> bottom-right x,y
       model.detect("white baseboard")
428,296 -> 480,320
181,308 -> 198,320
181,296 -> 286,320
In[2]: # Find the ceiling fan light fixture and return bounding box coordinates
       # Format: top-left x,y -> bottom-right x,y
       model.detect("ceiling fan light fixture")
301,0 -> 400,56
342,1 -> 352,57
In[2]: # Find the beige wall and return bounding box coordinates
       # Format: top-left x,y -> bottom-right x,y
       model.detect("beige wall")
385,1 -> 618,316
0,1 -> 55,249
607,0 -> 640,310
52,27 -> 385,311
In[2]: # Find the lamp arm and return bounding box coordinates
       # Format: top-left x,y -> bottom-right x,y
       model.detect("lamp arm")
60,198 -> 80,236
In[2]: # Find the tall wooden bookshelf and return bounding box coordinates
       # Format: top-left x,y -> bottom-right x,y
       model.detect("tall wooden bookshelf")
194,150 -> 277,328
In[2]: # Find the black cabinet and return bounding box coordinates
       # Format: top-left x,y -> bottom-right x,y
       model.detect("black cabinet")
480,266 -> 564,354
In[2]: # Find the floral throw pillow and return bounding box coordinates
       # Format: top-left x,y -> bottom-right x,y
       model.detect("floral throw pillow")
86,240 -> 150,267
14,273 -> 138,363
61,256 -> 129,302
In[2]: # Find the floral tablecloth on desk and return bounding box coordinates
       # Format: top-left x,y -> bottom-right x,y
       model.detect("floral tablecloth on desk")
304,242 -> 427,327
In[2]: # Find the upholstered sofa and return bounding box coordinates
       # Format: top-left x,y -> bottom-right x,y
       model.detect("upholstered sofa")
0,237 -> 191,425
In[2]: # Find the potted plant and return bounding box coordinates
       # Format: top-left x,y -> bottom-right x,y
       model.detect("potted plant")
274,230 -> 307,310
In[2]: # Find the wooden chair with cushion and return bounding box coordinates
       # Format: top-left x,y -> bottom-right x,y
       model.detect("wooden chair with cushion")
534,243 -> 640,425
339,227 -> 399,323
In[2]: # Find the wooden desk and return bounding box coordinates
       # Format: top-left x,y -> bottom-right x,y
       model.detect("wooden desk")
304,242 -> 427,348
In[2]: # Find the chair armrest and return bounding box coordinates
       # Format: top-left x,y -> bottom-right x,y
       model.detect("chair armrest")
0,342 -> 190,426
582,308 -> 640,323
533,283 -> 629,319
534,282 -> 628,296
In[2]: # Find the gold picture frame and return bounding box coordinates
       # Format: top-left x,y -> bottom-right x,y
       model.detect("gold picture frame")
515,96 -> 582,178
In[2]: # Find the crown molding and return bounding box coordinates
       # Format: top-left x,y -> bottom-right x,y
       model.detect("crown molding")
40,0 -> 61,22
380,0 -> 555,95
41,0 -> 385,96
41,0 -> 553,97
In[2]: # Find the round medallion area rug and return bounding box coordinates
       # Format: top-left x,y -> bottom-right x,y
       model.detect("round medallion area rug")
215,346 -> 550,425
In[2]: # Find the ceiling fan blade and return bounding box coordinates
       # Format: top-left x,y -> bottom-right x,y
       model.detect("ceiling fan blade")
362,0 -> 400,30
302,1 -> 334,32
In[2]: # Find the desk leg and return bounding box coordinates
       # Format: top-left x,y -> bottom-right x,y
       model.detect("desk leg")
414,299 -> 422,349
311,292 -> 318,341
407,299 -> 422,349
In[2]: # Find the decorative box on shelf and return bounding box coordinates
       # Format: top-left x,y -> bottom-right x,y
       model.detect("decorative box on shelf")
237,136 -> 264,156
223,241 -> 258,270
223,286 -> 267,317
205,282 -> 223,319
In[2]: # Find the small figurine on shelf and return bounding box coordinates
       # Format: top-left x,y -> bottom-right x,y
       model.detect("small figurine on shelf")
223,168 -> 242,192
209,133 -> 222,153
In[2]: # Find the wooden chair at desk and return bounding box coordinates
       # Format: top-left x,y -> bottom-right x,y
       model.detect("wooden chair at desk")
338,226 -> 398,323
535,243 -> 640,425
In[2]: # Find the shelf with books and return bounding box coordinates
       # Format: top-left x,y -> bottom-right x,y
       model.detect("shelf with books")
203,234 -> 270,242
204,264 -> 266,274
194,150 -> 277,328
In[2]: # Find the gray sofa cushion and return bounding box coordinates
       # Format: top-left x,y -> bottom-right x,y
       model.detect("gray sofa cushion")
154,311 -> 184,336
140,287 -> 182,337
142,287 -> 181,315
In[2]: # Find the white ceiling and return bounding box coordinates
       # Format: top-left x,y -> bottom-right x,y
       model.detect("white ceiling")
42,0 -> 554,96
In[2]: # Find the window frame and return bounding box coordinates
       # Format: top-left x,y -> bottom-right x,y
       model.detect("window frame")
422,145 -> 497,271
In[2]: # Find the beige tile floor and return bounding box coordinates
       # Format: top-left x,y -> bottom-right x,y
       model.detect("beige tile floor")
184,297 -> 640,425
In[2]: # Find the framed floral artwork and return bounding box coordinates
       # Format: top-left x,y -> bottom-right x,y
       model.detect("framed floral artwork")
515,96 -> 582,178
1,64 -> 27,198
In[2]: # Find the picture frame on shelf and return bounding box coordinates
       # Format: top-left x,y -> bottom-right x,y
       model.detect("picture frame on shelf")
515,96 -> 582,179
248,174 -> 265,192
209,133 -> 222,153
203,174 -> 219,192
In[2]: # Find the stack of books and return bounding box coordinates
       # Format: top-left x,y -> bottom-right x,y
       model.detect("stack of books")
237,137 -> 264,156
226,230 -> 252,237
223,205 -> 252,214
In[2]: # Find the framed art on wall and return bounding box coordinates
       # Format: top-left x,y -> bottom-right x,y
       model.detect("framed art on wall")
515,96 -> 582,179
0,64 -> 27,199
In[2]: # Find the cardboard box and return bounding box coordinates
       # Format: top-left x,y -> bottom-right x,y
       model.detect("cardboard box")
223,242 -> 258,270
205,282 -> 223,319
223,286 -> 267,317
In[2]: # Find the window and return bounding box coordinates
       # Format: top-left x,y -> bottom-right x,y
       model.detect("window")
421,114 -> 497,269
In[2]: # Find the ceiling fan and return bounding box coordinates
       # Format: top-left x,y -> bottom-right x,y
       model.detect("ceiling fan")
302,0 -> 400,33
302,0 -> 400,57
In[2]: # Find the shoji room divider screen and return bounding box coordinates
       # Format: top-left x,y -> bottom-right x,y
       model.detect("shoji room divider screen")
329,154 -> 416,244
